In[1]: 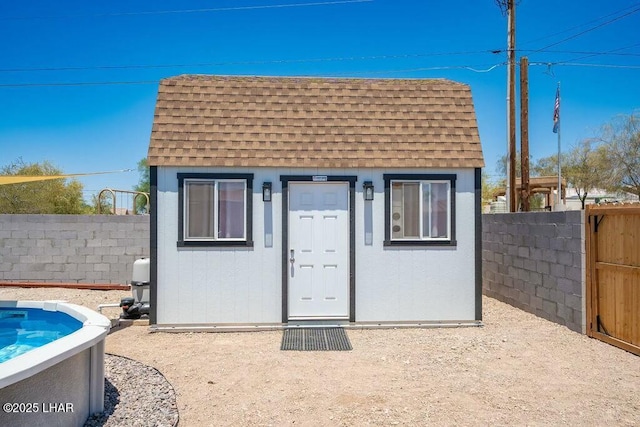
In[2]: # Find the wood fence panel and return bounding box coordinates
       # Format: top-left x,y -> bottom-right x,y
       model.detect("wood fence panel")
586,204 -> 640,356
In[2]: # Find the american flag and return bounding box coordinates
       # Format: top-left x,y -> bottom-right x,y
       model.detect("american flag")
552,86 -> 560,133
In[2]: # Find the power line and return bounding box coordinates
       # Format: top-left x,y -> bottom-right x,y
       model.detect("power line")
548,63 -> 640,70
519,46 -> 640,58
0,64 -> 504,87
316,63 -> 506,76
529,61 -> 640,73
2,0 -> 373,21
3,3 -> 637,85
528,42 -> 640,71
3,46 -> 636,75
4,59 -> 640,88
553,43 -> 640,66
0,50 -> 495,73
520,2 -> 640,48
529,5 -> 640,55
0,80 -> 159,88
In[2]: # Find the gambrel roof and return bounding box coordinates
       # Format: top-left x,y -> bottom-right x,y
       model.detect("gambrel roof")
148,75 -> 484,168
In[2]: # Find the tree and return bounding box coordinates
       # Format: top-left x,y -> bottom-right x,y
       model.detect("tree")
91,193 -> 113,214
531,154 -> 559,177
482,170 -> 500,206
0,159 -> 89,214
562,140 -> 611,209
133,158 -> 150,214
598,112 -> 640,199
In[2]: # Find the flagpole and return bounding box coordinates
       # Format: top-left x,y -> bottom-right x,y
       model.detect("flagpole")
556,82 -> 562,210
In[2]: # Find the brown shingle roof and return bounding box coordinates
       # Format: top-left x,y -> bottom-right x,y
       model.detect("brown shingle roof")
148,75 -> 484,168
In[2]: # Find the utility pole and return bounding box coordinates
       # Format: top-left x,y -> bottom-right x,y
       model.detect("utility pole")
520,56 -> 530,211
507,0 -> 517,212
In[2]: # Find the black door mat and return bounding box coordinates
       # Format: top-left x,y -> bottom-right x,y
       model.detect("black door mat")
281,327 -> 352,351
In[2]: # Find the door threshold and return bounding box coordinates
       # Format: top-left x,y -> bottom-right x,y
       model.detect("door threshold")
287,319 -> 350,327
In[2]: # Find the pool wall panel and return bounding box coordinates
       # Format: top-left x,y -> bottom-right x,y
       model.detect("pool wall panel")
0,348 -> 91,427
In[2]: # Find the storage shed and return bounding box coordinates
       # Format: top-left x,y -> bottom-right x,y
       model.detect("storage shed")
147,75 -> 484,329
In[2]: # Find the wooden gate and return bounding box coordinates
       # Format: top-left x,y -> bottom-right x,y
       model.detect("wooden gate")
586,204 -> 640,356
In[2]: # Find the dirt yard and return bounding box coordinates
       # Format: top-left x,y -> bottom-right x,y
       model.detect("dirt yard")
2,286 -> 639,426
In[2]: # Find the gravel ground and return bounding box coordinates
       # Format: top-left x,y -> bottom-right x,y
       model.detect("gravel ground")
2,286 -> 639,427
83,354 -> 179,427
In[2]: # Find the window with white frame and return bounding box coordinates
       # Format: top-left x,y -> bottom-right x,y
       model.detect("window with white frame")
178,173 -> 253,246
384,174 -> 456,246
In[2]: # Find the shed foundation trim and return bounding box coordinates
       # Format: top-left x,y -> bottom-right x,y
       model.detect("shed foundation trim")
149,321 -> 483,333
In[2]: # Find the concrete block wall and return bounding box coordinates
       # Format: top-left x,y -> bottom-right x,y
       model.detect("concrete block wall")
482,211 -> 585,333
1,213 -> 588,331
0,215 -> 149,285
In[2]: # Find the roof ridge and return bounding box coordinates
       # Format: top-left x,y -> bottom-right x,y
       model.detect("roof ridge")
162,74 -> 465,86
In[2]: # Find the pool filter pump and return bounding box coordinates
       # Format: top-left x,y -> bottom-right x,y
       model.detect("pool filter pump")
120,258 -> 151,319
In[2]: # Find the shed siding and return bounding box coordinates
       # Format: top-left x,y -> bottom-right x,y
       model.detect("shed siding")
355,170 -> 476,321
156,167 -> 282,324
155,166 -> 477,325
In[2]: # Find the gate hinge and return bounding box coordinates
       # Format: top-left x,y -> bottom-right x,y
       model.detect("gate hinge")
590,215 -> 605,232
596,315 -> 610,336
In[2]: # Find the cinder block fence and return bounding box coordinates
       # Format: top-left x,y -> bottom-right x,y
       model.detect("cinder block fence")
0,215 -> 149,285
1,213 -> 587,333
482,211 -> 585,333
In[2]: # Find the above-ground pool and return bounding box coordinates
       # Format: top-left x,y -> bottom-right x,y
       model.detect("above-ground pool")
0,307 -> 83,362
0,300 -> 111,427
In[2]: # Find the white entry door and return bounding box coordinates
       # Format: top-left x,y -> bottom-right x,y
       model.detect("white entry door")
288,182 -> 350,319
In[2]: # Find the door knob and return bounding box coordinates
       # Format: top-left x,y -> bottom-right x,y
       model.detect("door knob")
290,249 -> 295,263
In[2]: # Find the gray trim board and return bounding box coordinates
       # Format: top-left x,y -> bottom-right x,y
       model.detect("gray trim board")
149,166 -> 158,325
280,181 -> 289,324
280,175 -> 358,323
348,179 -> 356,322
474,167 -> 482,321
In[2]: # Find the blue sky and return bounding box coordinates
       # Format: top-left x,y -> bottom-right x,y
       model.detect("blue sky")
1,0 -> 639,205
